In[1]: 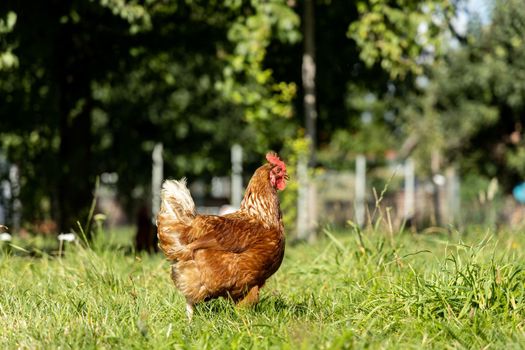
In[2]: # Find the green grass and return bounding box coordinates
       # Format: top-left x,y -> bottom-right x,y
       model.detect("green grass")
2,226 -> 525,349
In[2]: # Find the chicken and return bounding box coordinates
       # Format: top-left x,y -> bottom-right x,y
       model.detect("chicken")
156,152 -> 287,319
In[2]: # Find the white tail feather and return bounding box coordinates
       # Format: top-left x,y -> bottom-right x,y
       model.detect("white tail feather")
160,178 -> 196,224
157,179 -> 196,260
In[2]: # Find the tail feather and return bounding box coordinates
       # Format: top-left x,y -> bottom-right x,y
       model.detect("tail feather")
160,178 -> 196,223
157,179 -> 196,260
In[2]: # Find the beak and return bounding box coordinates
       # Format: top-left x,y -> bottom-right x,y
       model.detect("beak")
284,174 -> 290,180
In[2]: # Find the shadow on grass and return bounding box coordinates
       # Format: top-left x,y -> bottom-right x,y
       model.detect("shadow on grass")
192,294 -> 310,320
256,295 -> 310,317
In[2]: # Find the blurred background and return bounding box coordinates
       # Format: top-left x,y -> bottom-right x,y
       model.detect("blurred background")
0,0 -> 524,249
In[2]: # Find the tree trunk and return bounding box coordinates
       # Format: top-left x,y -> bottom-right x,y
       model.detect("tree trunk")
297,0 -> 318,241
302,0 -> 317,167
55,10 -> 94,235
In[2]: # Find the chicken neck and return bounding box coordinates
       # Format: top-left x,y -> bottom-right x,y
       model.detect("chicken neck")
239,173 -> 283,230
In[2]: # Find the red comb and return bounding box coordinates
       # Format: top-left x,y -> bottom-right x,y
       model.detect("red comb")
266,152 -> 286,171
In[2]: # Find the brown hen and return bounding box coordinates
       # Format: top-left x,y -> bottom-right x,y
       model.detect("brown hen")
157,152 -> 287,319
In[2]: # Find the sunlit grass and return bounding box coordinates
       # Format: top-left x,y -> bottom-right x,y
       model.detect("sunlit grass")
2,227 -> 525,349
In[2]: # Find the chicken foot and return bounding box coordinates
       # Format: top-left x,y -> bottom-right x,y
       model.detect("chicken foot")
236,285 -> 260,308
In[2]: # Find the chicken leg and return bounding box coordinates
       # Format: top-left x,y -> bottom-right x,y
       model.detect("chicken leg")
186,301 -> 194,321
237,285 -> 260,308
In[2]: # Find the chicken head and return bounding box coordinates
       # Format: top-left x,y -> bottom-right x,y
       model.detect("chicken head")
266,152 -> 287,190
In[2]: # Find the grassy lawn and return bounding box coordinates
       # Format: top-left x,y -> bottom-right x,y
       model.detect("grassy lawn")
2,226 -> 525,349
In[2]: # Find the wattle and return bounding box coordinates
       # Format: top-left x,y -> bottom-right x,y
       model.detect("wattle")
276,179 -> 286,190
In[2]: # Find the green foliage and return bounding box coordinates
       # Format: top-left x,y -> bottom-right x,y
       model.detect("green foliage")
217,0 -> 300,150
397,0 -> 525,188
2,0 -> 523,231
0,0 -> 300,227
97,0 -> 152,32
348,0 -> 454,78
0,11 -> 17,70
314,0 -> 455,169
320,88 -> 397,169
3,228 -> 525,348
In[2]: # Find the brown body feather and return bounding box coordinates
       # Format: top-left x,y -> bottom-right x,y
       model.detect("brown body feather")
157,163 -> 285,311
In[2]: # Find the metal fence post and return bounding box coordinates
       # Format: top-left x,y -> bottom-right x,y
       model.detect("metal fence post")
404,158 -> 415,225
231,144 -> 243,208
355,155 -> 366,227
152,143 -> 163,221
297,155 -> 310,240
